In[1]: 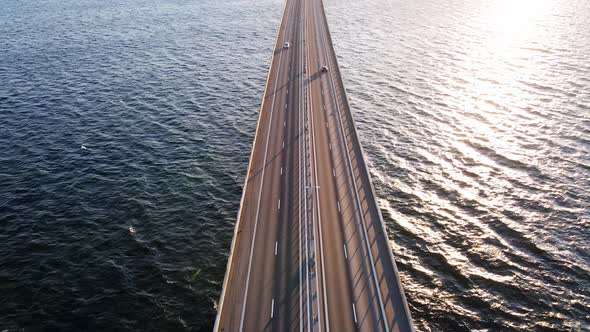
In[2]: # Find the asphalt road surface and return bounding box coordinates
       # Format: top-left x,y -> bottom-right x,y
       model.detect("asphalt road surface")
214,0 -> 414,331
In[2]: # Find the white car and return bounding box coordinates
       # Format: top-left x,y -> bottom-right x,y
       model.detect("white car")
284,42 -> 290,49
321,65 -> 328,72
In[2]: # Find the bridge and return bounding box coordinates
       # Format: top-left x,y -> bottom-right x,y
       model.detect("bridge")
214,0 -> 414,330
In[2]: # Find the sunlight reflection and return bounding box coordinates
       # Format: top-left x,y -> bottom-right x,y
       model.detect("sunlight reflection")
452,0 -> 556,166
484,0 -> 553,41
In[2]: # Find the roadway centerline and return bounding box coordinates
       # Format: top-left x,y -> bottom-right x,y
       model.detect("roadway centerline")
304,0 -> 329,328
297,0 -> 306,328
300,0 -> 314,328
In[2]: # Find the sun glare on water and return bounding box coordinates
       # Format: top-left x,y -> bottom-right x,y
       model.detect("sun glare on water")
443,0 -> 561,182
485,0 -> 553,37
456,0 -> 556,134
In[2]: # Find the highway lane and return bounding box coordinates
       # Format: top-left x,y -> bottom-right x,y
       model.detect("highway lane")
215,0 -> 414,330
304,0 -> 357,329
215,0 -> 320,330
214,0 -> 302,330
273,0 -> 307,330
306,0 -> 382,330
238,0 -> 301,329
304,0 -> 351,331
307,0 -> 415,330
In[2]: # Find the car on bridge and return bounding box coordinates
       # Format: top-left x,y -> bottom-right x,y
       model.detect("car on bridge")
321,65 -> 328,72
284,42 -> 290,49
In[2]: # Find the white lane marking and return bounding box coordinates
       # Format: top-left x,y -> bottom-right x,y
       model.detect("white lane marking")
352,303 -> 357,323
281,166 -> 283,175
283,141 -> 285,149
238,1 -> 293,328
285,103 -> 288,109
278,199 -> 281,210
323,105 -> 326,111
329,143 -> 332,151
337,201 -> 341,213
271,298 -> 275,319
332,168 -> 336,177
275,241 -> 278,256
284,121 -> 286,127
343,244 -> 348,259
287,89 -> 289,95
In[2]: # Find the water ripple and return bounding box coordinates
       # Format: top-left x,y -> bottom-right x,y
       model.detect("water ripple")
326,0 -> 590,330
1,0 -> 282,330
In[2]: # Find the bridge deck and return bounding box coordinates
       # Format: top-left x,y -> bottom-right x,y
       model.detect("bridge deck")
214,0 -> 414,330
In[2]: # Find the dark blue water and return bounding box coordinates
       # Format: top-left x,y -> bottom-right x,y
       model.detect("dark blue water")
1,0 -> 282,330
1,0 -> 589,330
